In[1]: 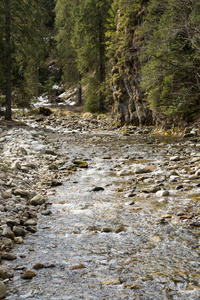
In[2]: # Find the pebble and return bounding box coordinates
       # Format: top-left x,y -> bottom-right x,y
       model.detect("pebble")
102,279 -> 120,285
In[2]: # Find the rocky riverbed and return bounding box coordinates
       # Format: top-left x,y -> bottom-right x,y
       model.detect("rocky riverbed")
1,112 -> 200,299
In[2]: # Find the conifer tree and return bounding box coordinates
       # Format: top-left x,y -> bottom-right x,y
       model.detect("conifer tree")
140,0 -> 200,119
55,0 -> 112,112
74,0 -> 112,112
55,0 -> 81,104
0,0 -> 48,119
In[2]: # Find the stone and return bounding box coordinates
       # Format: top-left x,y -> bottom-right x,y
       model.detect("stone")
115,226 -> 125,233
2,238 -> 13,247
13,189 -> 29,198
150,185 -> 162,193
1,253 -> 17,260
21,270 -> 36,280
49,164 -> 58,170
132,164 -> 154,174
0,281 -> 6,299
6,219 -> 21,228
117,169 -> 133,176
11,161 -> 21,170
45,149 -> 57,155
30,195 -> 45,206
26,226 -> 37,233
2,227 -> 14,239
102,279 -> 120,285
13,226 -> 26,237
102,228 -> 112,233
24,219 -> 37,226
51,179 -> 62,187
124,193 -> 136,198
2,189 -> 12,199
150,236 -> 162,243
189,174 -> 199,180
33,263 -> 45,270
91,187 -> 104,192
14,237 -> 24,244
41,210 -> 52,216
156,190 -> 170,197
0,267 -> 13,279
73,161 -> 88,168
170,156 -> 180,161
69,264 -> 85,270
161,214 -> 172,219
31,144 -> 46,152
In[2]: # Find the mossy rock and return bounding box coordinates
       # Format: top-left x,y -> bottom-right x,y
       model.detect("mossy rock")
73,161 -> 88,168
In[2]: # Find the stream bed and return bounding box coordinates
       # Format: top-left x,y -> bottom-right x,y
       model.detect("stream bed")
3,128 -> 200,299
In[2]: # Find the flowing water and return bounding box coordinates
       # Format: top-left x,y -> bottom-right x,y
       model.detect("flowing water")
4,129 -> 200,299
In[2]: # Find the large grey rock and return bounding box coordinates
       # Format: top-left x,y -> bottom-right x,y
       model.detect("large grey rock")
2,227 -> 15,239
0,267 -> 13,279
0,281 -> 6,299
13,226 -> 26,237
30,195 -> 45,206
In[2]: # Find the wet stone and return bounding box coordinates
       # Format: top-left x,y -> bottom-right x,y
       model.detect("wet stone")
156,190 -> 170,197
0,281 -> 6,299
0,267 -> 13,279
91,187 -> 105,192
41,209 -> 52,216
21,270 -> 36,280
1,253 -> 17,261
69,264 -> 85,270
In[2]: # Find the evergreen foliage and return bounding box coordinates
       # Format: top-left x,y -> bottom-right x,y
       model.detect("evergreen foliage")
139,0 -> 200,119
0,0 -> 200,122
55,0 -> 112,112
0,0 -> 48,118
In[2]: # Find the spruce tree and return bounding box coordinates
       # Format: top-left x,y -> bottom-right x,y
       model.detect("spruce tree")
140,0 -> 200,119
55,0 -> 112,112
0,0 -> 48,119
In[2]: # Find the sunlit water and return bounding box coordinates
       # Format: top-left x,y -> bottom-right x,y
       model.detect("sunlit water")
4,130 -> 200,299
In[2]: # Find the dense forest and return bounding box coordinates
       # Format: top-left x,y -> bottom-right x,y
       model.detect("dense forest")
0,0 -> 200,126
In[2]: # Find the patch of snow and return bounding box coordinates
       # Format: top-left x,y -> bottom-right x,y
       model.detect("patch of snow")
34,95 -> 51,107
52,84 -> 60,90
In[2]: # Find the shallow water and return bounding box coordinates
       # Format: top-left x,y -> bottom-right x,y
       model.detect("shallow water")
4,130 -> 200,299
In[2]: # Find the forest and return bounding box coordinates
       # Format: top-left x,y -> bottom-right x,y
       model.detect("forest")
1,0 -> 200,126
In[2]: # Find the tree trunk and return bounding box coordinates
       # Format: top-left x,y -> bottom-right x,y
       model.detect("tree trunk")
78,72 -> 82,106
98,6 -> 105,111
5,0 -> 12,120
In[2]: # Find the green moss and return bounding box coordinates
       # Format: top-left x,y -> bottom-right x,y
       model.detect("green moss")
73,161 -> 88,168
